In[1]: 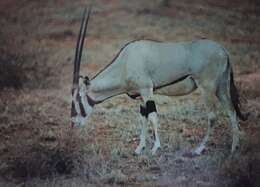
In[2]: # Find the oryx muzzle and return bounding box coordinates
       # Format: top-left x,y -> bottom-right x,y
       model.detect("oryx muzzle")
71,7 -> 91,127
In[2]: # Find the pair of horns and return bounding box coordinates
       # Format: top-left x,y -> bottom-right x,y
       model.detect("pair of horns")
72,7 -> 91,93
71,7 -> 91,126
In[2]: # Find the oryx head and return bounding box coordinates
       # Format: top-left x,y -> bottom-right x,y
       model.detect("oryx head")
71,7 -> 93,127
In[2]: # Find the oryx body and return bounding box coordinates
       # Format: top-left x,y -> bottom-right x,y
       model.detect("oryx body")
89,39 -> 220,101
71,9 -> 247,155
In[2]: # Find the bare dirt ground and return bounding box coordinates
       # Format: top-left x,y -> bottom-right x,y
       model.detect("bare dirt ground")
0,0 -> 260,186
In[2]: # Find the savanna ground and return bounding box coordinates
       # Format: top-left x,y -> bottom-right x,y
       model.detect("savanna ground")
0,0 -> 260,186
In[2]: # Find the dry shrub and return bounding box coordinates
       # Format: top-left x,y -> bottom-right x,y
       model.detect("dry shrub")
0,49 -> 58,90
0,90 -> 85,183
219,112 -> 260,187
0,53 -> 25,89
220,152 -> 260,187
0,127 -> 86,182
8,148 -> 73,180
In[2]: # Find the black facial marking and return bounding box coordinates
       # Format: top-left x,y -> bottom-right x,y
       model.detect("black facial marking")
78,98 -> 87,117
146,100 -> 157,114
140,105 -> 148,118
71,102 -> 77,117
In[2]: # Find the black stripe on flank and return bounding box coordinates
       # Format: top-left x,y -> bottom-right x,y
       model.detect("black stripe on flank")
154,75 -> 190,90
127,75 -> 191,100
127,93 -> 140,99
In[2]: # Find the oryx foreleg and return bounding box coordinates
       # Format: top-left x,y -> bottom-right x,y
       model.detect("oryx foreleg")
140,88 -> 161,155
148,101 -> 161,155
135,105 -> 148,155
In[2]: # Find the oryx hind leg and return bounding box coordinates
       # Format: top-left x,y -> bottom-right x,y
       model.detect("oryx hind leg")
139,88 -> 161,155
217,76 -> 240,153
194,80 -> 219,155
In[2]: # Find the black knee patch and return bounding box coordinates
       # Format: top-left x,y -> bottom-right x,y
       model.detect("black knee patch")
140,101 -> 157,118
146,100 -> 157,114
140,105 -> 148,118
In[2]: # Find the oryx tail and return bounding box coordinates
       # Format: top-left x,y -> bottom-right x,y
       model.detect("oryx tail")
229,59 -> 248,121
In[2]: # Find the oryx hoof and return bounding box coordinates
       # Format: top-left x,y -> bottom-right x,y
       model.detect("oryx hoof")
194,145 -> 206,155
231,143 -> 240,153
231,136 -> 240,153
182,151 -> 198,158
151,144 -> 161,155
134,146 -> 145,155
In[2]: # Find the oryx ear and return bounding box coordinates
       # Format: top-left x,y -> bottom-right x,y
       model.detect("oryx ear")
84,76 -> 90,86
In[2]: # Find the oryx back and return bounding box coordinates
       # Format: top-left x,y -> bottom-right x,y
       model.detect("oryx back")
123,39 -> 228,95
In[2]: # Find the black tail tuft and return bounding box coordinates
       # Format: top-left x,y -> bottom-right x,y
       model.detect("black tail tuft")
230,68 -> 248,121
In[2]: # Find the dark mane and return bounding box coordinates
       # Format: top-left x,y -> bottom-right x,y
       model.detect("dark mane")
90,39 -> 162,80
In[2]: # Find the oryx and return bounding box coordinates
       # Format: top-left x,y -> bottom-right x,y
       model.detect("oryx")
71,8 -> 247,155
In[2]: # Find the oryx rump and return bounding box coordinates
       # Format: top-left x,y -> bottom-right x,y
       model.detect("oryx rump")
71,8 -> 247,155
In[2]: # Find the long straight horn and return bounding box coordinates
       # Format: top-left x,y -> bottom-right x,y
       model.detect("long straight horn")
72,7 -> 91,93
76,7 -> 91,75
